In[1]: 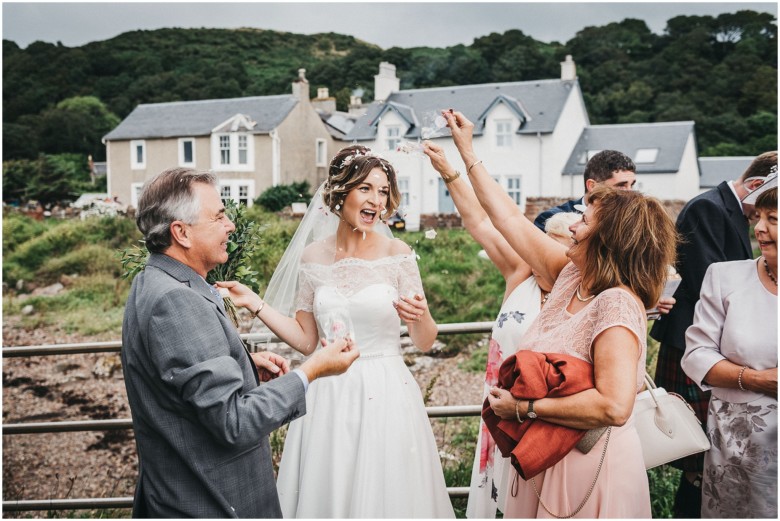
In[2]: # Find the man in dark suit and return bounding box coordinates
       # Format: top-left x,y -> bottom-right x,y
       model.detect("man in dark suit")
122,167 -> 359,518
649,151 -> 777,517
533,150 -> 636,231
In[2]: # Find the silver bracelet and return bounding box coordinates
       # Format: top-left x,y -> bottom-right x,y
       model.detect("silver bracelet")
738,366 -> 748,391
515,399 -> 524,424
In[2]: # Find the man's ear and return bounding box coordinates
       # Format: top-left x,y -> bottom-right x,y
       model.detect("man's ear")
584,178 -> 597,194
745,177 -> 766,192
169,221 -> 191,249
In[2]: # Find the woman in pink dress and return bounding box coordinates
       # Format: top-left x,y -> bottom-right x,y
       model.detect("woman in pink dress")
440,109 -> 679,518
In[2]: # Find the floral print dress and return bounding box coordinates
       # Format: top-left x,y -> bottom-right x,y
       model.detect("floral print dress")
466,276 -> 542,518
682,259 -> 778,518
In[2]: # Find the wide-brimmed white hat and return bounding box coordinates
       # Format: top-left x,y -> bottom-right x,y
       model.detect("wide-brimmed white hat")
742,168 -> 777,205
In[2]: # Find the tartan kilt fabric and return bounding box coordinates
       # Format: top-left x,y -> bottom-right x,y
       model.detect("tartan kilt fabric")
653,343 -> 711,473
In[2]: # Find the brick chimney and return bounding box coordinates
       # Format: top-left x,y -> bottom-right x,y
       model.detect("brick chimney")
292,68 -> 310,101
311,87 -> 337,114
374,62 -> 399,102
561,55 -> 576,81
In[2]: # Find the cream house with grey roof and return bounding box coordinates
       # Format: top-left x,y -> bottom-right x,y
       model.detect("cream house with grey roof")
103,70 -> 335,208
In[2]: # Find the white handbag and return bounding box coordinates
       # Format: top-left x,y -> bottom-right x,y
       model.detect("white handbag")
634,374 -> 711,469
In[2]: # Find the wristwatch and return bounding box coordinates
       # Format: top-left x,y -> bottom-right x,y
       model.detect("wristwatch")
526,399 -> 538,419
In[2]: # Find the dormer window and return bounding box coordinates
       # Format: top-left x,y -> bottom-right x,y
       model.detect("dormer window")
219,136 -> 231,165
387,126 -> 402,151
635,148 -> 659,164
211,114 -> 255,171
496,120 -> 513,148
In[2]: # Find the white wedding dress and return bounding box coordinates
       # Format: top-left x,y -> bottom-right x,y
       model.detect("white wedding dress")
275,252 -> 455,518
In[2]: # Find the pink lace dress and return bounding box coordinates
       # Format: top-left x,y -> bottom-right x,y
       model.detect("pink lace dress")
503,263 -> 651,518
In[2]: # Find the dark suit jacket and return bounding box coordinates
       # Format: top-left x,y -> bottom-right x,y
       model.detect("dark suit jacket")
533,197 -> 583,231
122,253 -> 307,518
650,182 -> 752,350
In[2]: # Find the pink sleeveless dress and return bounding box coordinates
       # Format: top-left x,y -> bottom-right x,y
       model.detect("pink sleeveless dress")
503,263 -> 651,519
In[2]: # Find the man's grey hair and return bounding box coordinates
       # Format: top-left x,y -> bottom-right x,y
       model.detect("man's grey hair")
136,167 -> 218,253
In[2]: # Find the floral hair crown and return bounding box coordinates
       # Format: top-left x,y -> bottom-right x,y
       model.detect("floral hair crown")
334,149 -> 394,178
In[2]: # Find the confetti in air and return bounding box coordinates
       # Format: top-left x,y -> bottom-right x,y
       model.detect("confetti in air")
420,113 -> 448,139
424,229 -> 437,240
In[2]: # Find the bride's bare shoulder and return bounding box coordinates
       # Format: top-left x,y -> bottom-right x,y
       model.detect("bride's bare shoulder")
386,236 -> 412,256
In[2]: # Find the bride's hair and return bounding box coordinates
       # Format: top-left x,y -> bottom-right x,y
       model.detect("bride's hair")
323,145 -> 401,220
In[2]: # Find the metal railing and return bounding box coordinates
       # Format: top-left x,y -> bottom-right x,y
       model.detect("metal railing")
2,322 -> 492,511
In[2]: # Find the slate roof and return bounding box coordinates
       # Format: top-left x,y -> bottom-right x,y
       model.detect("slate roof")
103,95 -> 299,141
318,110 -> 357,140
562,121 -> 696,175
346,79 -> 582,141
698,157 -> 755,188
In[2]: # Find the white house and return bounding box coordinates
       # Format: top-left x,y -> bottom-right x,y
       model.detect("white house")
346,58 -> 703,230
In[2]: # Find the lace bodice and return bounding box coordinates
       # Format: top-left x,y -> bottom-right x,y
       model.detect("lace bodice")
519,263 -> 647,392
294,253 -> 424,355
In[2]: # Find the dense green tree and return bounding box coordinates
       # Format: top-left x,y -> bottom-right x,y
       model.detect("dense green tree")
37,96 -> 120,160
1,13 -> 776,164
2,154 -> 94,205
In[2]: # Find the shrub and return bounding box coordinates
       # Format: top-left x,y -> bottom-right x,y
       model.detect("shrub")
36,244 -> 122,284
255,181 -> 311,212
2,211 -> 56,254
4,215 -> 140,286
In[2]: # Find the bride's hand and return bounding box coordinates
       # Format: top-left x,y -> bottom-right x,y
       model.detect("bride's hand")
214,280 -> 262,311
393,293 -> 429,325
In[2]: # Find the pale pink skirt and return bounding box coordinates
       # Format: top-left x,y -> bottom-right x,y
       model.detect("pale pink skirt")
503,415 -> 650,518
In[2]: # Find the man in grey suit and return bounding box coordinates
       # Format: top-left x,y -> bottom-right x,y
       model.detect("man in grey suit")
122,167 -> 359,518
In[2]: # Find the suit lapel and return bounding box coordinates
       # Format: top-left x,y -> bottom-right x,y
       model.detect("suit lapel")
716,182 -> 752,258
146,254 -> 228,319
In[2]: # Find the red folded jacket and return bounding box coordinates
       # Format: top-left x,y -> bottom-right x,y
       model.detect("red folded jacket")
481,350 -> 595,479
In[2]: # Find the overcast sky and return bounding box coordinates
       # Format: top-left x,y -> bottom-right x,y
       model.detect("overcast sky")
2,1 -> 777,50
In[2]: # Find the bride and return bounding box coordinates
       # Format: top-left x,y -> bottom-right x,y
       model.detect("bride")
217,145 -> 455,518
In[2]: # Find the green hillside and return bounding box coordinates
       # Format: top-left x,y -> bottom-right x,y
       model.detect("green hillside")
3,11 -> 776,164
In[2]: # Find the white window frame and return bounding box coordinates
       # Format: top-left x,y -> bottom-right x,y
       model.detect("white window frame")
315,139 -> 327,167
178,138 -> 196,167
130,140 -> 146,170
238,135 -> 248,165
635,148 -> 659,164
219,135 -> 231,165
211,133 -> 254,172
130,182 -> 145,208
397,177 -> 410,208
386,126 -> 402,151
506,175 -> 523,205
219,179 -> 255,207
496,120 -> 513,148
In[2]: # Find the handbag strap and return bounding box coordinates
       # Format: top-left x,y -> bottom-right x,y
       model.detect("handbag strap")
644,373 -> 661,408
531,426 -> 612,518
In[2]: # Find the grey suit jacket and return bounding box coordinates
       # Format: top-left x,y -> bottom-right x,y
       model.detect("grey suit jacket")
121,253 -> 306,518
